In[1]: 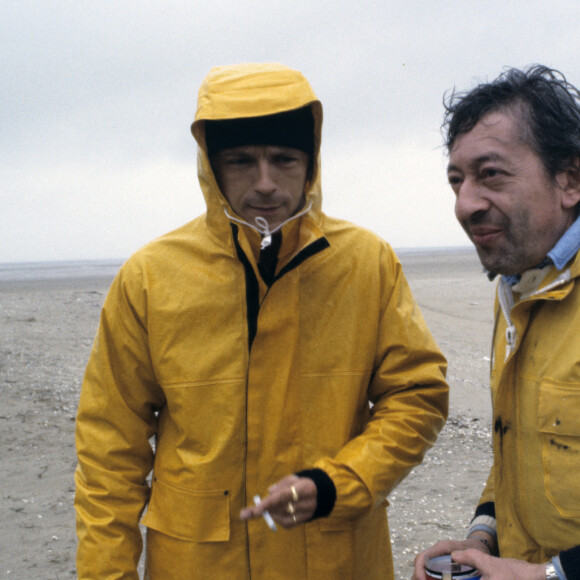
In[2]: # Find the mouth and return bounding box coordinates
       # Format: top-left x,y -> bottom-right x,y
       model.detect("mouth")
468,225 -> 503,246
249,205 -> 282,214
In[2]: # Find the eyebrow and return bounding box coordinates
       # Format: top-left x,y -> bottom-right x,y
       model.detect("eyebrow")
447,153 -> 507,174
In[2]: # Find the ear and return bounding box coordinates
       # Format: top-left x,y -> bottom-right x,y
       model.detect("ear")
556,158 -> 580,210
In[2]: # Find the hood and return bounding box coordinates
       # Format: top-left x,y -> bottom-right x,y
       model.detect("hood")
191,63 -> 323,240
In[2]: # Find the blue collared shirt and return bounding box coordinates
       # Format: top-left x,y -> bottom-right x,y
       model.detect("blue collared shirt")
547,214 -> 580,270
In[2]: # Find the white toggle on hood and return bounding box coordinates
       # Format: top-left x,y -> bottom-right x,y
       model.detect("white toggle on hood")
223,201 -> 313,249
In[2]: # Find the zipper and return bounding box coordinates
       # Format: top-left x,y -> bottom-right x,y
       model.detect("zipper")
497,269 -> 572,361
519,269 -> 571,300
498,279 -> 516,361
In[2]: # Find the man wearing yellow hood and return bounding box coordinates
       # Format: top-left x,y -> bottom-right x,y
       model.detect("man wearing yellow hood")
75,62 -> 448,579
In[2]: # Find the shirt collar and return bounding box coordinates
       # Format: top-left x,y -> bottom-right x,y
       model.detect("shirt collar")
547,213 -> 580,270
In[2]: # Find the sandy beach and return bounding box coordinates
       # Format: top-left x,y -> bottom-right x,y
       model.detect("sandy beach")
0,248 -> 496,579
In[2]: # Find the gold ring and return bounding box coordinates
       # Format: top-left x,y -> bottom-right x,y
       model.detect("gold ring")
290,485 -> 299,503
287,502 -> 295,515
292,514 -> 297,524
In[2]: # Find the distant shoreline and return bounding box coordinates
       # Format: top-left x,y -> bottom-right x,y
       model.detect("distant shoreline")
0,246 -> 477,284
0,259 -> 124,283
0,246 -> 474,269
395,245 -> 475,256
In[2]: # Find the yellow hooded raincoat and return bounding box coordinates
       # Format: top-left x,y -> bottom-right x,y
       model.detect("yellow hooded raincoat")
479,253 -> 580,562
75,63 -> 448,579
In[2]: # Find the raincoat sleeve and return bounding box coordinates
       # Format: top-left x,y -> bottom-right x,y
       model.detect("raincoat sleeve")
314,245 -> 449,519
478,465 -> 496,507
74,264 -> 165,579
470,469 -> 497,545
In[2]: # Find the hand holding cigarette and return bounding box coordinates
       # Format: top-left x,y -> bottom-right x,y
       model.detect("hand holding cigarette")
240,475 -> 317,530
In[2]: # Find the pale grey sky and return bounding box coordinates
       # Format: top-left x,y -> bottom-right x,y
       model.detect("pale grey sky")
3,0 -> 580,262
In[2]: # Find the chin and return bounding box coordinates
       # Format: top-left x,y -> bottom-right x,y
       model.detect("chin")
480,257 -> 520,277
476,249 -> 503,274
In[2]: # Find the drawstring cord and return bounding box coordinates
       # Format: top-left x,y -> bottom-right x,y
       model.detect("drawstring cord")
223,201 -> 313,249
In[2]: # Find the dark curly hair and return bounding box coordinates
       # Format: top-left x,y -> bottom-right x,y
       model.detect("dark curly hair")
443,65 -> 580,178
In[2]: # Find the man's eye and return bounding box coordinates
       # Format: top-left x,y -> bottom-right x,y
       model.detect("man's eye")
274,155 -> 297,164
448,175 -> 462,189
481,168 -> 500,178
226,157 -> 251,166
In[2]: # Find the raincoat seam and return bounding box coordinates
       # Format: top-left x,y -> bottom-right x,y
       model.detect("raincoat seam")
161,378 -> 244,389
301,370 -> 370,377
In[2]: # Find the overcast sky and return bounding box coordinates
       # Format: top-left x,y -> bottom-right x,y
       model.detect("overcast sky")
3,0 -> 580,263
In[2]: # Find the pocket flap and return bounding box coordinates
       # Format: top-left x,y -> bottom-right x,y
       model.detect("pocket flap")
538,381 -> 580,437
141,477 -> 230,542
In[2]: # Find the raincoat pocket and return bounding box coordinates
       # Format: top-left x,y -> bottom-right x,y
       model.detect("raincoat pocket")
141,477 -> 230,542
538,381 -> 580,517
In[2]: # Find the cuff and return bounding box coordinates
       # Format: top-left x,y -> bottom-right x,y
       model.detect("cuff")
296,468 -> 336,520
559,545 -> 580,580
467,510 -> 497,555
473,501 -> 496,520
469,503 -> 497,544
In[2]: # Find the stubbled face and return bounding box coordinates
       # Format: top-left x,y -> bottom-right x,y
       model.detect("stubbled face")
212,145 -> 310,230
448,111 -> 578,275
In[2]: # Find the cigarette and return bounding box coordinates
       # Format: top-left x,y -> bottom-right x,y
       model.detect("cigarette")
253,494 -> 277,531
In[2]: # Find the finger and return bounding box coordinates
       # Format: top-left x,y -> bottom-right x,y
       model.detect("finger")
272,511 -> 300,529
271,496 -> 316,518
412,552 -> 428,580
267,498 -> 312,528
257,475 -> 318,526
239,494 -> 273,520
267,474 -> 300,496
411,567 -> 427,580
413,541 -> 467,580
240,500 -> 278,531
273,480 -> 312,510
260,485 -> 312,513
290,485 -> 299,503
427,540 -> 471,559
239,507 -> 258,521
450,548 -> 489,571
255,492 -> 288,513
239,504 -> 263,520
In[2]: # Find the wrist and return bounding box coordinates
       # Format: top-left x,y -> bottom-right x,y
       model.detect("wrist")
467,516 -> 498,555
466,531 -> 497,556
295,468 -> 336,520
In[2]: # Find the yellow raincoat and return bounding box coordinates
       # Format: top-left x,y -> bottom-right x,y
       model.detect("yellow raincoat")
75,63 -> 448,579
479,253 -> 580,563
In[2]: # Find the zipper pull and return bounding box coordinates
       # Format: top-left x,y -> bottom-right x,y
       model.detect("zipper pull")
505,324 -> 516,360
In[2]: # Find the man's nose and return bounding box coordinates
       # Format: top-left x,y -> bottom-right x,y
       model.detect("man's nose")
454,179 -> 490,222
255,160 -> 276,194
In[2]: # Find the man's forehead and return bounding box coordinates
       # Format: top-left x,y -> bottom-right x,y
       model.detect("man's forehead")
456,107 -> 528,145
448,113 -> 529,166
218,144 -> 306,156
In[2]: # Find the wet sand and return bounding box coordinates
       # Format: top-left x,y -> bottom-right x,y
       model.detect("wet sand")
0,248 -> 495,578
